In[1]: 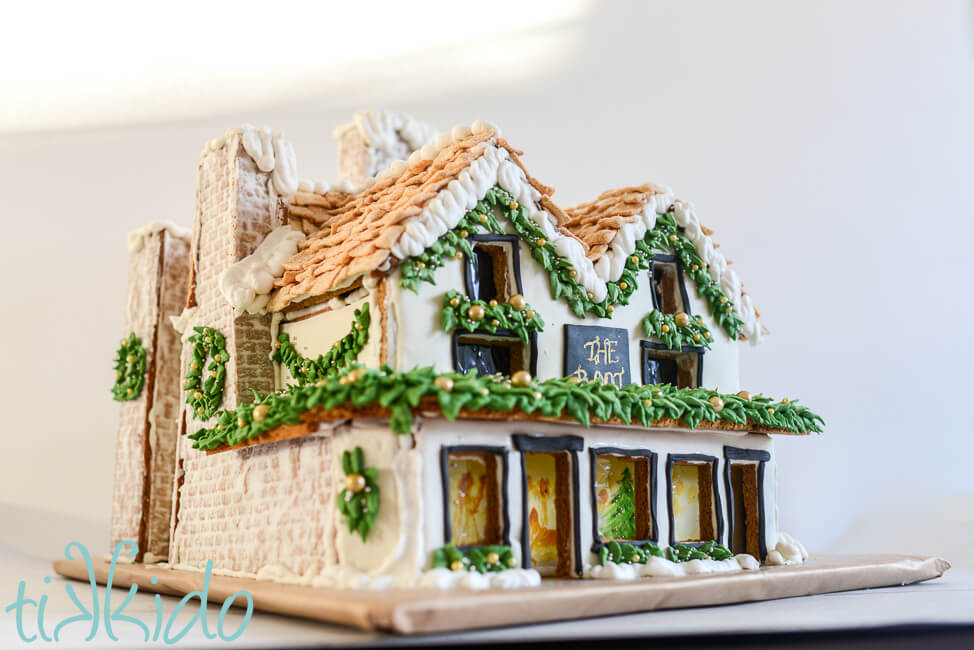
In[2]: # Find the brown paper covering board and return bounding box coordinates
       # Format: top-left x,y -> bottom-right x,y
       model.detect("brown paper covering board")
53,554 -> 949,635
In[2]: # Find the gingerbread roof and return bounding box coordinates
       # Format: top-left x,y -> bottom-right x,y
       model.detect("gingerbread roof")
560,184 -> 666,260
268,129 -> 498,311
259,121 -> 765,342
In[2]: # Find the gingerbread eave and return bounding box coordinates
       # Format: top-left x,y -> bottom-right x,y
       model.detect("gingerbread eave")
205,406 -> 811,456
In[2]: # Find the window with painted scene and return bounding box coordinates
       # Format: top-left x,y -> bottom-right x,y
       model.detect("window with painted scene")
593,454 -> 652,541
444,450 -> 504,547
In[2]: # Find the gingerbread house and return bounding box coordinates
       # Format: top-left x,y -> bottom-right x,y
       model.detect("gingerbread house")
111,110 -> 822,590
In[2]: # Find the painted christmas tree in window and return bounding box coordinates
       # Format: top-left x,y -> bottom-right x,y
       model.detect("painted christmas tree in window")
600,466 -> 636,540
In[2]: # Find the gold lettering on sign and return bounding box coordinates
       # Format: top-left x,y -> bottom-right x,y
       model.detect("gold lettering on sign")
571,335 -> 626,388
583,337 -> 619,366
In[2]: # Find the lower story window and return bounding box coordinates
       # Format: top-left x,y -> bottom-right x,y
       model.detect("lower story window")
592,452 -> 654,542
641,341 -> 703,388
443,448 -> 505,546
454,332 -> 535,377
669,457 -> 718,543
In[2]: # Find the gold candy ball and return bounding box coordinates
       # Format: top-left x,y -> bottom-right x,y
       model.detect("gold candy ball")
693,334 -> 701,342
567,376 -> 581,384
449,296 -> 461,307
709,396 -> 725,412
252,404 -> 270,423
347,368 -> 366,382
467,304 -> 486,321
506,556 -> 518,568
533,391 -> 543,400
691,264 -> 700,272
768,407 -> 775,415
606,305 -> 614,313
643,399 -> 653,408
214,354 -> 222,362
194,391 -> 203,400
509,294 -> 527,311
586,291 -> 595,300
511,370 -> 533,387
491,319 -> 500,327
509,201 -> 519,210
668,234 -> 678,243
535,237 -> 546,247
782,397 -> 791,405
674,312 -> 690,327
525,310 -> 535,319
459,230 -> 469,238
736,390 -> 752,401
450,560 -> 465,572
434,376 -> 455,392
121,338 -> 127,346
618,281 -> 628,291
315,379 -> 329,387
568,269 -> 577,278
488,299 -> 498,307
478,214 -> 488,224
630,256 -> 640,265
346,473 -> 367,493
661,324 -> 670,333
274,340 -> 282,349
720,296 -> 728,304
237,418 -> 247,428
126,354 -> 135,363
487,552 -> 500,565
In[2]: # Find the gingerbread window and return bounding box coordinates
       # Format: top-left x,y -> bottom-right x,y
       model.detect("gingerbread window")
463,235 -> 522,303
641,341 -> 703,388
441,446 -> 509,547
590,448 -> 657,545
667,454 -> 724,546
649,254 -> 691,315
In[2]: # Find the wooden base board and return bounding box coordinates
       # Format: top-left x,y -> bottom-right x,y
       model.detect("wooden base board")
53,554 -> 949,635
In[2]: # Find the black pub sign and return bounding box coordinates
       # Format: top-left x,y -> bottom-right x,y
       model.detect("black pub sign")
563,325 -> 631,388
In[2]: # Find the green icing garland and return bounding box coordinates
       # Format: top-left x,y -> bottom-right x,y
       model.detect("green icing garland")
272,303 -> 370,385
399,185 -> 745,340
431,544 -> 518,574
599,540 -> 734,565
184,326 -> 228,421
188,366 -> 823,451
111,333 -> 147,402
642,310 -> 713,351
440,290 -> 545,344
337,446 -> 379,541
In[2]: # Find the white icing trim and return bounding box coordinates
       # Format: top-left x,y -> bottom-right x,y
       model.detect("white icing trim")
764,531 -> 809,566
201,125 -> 298,196
127,221 -> 191,253
586,553 -> 759,580
334,109 -> 439,157
218,225 -> 306,315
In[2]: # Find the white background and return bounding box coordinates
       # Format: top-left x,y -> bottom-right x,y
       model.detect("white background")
1,0 -> 972,566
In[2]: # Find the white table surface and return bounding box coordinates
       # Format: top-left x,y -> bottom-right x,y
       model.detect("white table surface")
2,500 -> 972,648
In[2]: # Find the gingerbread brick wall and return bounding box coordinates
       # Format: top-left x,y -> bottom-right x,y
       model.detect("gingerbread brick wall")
111,228 -> 189,561
172,434 -> 335,575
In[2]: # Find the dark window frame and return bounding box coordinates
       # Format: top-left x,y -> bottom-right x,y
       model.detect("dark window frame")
649,254 -> 693,315
723,446 -> 771,560
665,453 -> 725,547
463,234 -> 524,301
451,330 -> 538,377
439,445 -> 511,550
512,434 -> 583,577
589,447 -> 659,552
640,340 -> 705,388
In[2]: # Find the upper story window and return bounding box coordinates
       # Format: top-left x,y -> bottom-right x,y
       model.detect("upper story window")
650,255 -> 691,315
464,235 -> 522,303
640,341 -> 703,389
454,235 -> 535,378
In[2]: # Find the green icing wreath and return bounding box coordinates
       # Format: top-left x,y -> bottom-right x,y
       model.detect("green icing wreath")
440,290 -> 544,343
111,333 -> 147,402
184,326 -> 228,421
642,310 -> 713,351
338,446 -> 379,541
